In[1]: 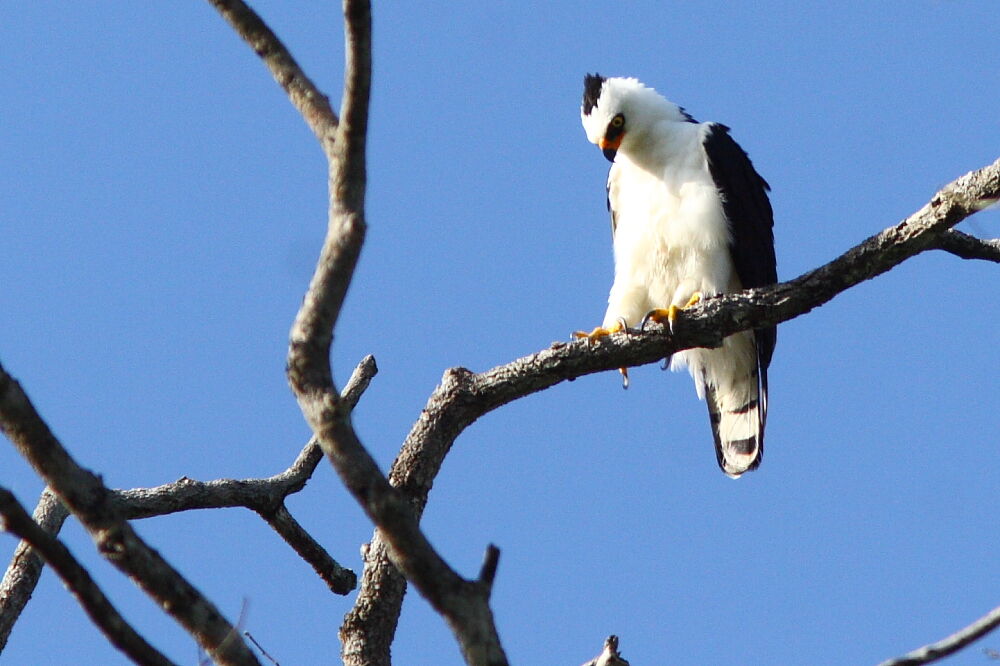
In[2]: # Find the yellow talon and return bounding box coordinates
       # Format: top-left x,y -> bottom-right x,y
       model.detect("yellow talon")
641,292 -> 703,332
572,319 -> 626,342
681,292 -> 703,309
572,320 -> 630,388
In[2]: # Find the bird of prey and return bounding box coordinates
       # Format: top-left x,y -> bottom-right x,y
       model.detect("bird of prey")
577,74 -> 776,478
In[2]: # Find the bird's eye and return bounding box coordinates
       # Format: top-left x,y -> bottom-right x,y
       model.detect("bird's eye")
611,114 -> 625,128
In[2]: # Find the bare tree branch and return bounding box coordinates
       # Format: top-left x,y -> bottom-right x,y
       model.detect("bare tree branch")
207,0 -> 338,145
260,503 -> 357,594
0,487 -> 175,666
0,488 -> 67,650
933,229 -> 1000,263
115,355 -> 375,522
0,363 -> 260,666
582,635 -> 630,666
0,355 -> 376,649
345,157 -> 1000,662
212,0 -> 510,661
103,478 -> 356,596
114,355 -> 377,594
877,605 -> 1000,666
285,8 -> 370,396
0,357 -> 373,653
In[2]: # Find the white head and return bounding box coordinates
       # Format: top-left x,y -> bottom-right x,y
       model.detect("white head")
580,74 -> 692,162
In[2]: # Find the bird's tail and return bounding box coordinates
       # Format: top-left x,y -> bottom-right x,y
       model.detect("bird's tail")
704,357 -> 767,479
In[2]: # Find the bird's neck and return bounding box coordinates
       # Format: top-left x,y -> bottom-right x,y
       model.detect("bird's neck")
622,119 -> 701,173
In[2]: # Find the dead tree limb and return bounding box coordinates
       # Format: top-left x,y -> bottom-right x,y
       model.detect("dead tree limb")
209,0 -> 515,662
877,604 -> 1000,666
0,354 -> 375,650
0,362 -> 260,665
0,487 -> 175,666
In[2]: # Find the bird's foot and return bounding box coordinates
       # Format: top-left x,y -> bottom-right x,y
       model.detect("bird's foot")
640,292 -> 702,334
572,318 -> 627,343
572,319 -> 630,389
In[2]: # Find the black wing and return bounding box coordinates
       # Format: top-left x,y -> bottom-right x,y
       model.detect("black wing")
702,122 -> 777,369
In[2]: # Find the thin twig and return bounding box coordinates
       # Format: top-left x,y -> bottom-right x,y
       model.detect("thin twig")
477,545 -> 500,592
257,504 -> 356,594
207,0 -> 338,145
933,229 -> 1000,263
245,631 -> 281,666
877,605 -> 1000,666
0,487 -> 176,666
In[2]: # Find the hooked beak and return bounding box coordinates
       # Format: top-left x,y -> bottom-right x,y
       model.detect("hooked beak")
599,134 -> 623,162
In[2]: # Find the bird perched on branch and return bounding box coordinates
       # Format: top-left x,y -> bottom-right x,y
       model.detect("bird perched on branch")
576,74 -> 777,477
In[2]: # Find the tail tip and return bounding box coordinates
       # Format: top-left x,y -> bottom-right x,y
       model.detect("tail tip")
717,437 -> 762,478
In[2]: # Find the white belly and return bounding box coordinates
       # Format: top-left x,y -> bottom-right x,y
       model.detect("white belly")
602,154 -> 753,398
603,156 -> 735,329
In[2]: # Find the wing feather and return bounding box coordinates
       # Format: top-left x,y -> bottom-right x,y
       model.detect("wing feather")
702,123 -> 777,474
702,123 -> 777,367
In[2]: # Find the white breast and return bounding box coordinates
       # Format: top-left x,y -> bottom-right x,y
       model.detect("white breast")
602,132 -> 735,330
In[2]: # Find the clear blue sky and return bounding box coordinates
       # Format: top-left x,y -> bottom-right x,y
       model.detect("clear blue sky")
2,2 -> 998,664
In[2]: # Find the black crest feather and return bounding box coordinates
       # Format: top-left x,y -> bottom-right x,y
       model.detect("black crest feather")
582,73 -> 605,115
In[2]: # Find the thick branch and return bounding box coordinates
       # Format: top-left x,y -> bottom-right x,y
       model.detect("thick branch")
0,487 -> 174,666
401,155 -> 1000,504
345,157 -> 1000,659
286,3 -> 370,396
0,488 -> 68,650
0,363 -> 259,666
877,605 -> 1000,666
207,0 -> 339,145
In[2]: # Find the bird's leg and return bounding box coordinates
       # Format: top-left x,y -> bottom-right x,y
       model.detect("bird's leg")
573,318 -> 631,389
640,292 -> 703,334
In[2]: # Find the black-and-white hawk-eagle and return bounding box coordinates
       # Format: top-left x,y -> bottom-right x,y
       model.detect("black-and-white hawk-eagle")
577,74 -> 777,478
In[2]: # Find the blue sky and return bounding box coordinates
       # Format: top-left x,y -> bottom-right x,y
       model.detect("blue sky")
2,2 -> 998,664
